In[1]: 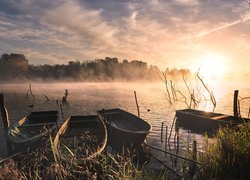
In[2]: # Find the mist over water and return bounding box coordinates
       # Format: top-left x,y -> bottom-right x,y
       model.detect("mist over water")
0,81 -> 249,162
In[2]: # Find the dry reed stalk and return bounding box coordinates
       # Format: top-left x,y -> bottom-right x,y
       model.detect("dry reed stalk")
196,71 -> 216,108
29,84 -> 35,100
159,71 -> 173,105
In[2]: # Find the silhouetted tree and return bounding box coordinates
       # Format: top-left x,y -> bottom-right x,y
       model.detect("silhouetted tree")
0,53 -> 191,82
0,53 -> 28,79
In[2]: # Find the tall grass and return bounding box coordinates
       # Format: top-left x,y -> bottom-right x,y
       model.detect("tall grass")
197,122 -> 250,179
0,135 -> 156,179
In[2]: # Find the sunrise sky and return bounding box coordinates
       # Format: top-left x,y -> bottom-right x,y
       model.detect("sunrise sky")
0,0 -> 249,79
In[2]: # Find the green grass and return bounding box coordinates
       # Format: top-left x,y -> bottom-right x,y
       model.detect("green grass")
3,122 -> 249,179
197,122 -> 250,179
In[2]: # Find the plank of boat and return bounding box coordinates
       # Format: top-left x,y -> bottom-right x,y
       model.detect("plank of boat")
54,115 -> 107,160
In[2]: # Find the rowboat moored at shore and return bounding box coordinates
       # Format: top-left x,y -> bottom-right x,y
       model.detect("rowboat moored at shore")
97,108 -> 151,150
7,111 -> 59,144
175,109 -> 249,133
54,115 -> 107,160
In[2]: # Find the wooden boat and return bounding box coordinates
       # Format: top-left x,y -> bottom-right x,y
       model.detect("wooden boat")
54,115 -> 107,160
97,108 -> 151,150
175,109 -> 249,133
7,111 -> 59,144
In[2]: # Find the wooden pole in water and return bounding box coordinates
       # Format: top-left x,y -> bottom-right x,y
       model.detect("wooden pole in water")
189,140 -> 197,179
161,121 -> 165,143
0,94 -> 10,130
134,91 -> 140,117
60,104 -> 64,120
165,124 -> 168,154
0,94 -> 13,156
233,90 -> 239,117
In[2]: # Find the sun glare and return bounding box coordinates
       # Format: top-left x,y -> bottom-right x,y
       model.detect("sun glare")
197,54 -> 228,80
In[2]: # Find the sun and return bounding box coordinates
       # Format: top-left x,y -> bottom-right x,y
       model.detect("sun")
197,54 -> 228,80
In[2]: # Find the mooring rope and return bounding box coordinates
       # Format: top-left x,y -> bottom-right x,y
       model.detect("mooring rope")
0,152 -> 21,164
144,143 -> 203,165
150,154 -> 182,178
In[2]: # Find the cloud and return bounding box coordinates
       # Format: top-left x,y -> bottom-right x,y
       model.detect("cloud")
0,0 -> 249,73
41,1 -> 117,47
174,0 -> 198,5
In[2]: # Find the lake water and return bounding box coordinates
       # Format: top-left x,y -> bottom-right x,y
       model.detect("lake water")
0,82 -> 249,167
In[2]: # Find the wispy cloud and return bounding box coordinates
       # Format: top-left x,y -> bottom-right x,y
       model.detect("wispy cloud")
0,0 -> 249,73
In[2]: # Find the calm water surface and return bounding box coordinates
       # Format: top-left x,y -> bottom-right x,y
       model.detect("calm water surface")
0,82 -> 249,166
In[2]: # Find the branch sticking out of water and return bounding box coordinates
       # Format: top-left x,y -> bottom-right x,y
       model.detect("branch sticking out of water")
183,73 -> 200,108
239,96 -> 250,101
170,80 -> 177,101
175,89 -> 189,107
29,84 -> 35,100
196,70 -> 216,109
159,71 -> 172,105
62,89 -> 68,104
43,94 -> 50,101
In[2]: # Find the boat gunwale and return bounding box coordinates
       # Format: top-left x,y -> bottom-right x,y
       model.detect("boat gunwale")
176,109 -> 240,125
54,115 -> 108,161
97,108 -> 152,134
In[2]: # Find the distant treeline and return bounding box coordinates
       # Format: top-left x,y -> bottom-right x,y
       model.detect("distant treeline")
0,53 -> 191,81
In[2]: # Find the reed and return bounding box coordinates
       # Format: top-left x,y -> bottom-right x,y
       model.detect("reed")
0,134 -> 157,179
197,122 -> 250,179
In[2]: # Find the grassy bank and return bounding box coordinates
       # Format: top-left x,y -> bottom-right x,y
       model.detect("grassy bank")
2,122 -> 250,179
0,136 -> 155,179
197,122 -> 250,179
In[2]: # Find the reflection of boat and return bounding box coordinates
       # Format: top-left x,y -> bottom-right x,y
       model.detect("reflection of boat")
54,115 -> 107,160
97,108 -> 151,150
7,111 -> 59,144
175,109 -> 249,133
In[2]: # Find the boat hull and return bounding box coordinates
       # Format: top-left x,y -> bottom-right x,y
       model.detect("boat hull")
108,125 -> 148,150
97,108 -> 151,151
175,109 -> 248,134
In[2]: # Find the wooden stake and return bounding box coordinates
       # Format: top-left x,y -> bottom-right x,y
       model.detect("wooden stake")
0,94 -> 10,130
190,140 -> 197,179
165,125 -> 168,154
60,104 -> 64,120
134,91 -> 140,117
161,121 -> 165,143
29,84 -> 35,100
248,107 -> 250,119
168,116 -> 176,143
233,90 -> 239,117
238,99 -> 241,117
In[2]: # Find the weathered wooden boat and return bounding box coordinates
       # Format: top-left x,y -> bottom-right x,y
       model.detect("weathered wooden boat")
7,111 -> 59,144
175,109 -> 249,133
54,115 -> 107,160
97,108 -> 151,150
